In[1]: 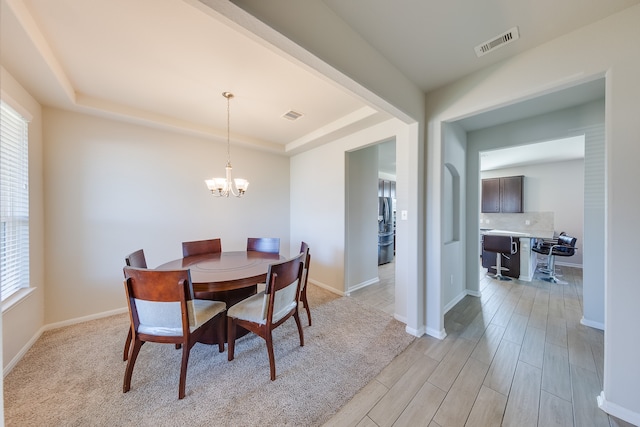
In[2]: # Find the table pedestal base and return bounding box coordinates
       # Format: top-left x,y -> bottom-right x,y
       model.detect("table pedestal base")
195,286 -> 256,345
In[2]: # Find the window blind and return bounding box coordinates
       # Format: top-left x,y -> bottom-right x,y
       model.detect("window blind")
1,100 -> 30,302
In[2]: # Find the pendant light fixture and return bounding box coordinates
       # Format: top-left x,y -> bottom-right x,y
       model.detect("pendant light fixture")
205,92 -> 249,197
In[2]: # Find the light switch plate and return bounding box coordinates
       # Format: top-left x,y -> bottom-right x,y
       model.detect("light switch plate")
401,210 -> 408,220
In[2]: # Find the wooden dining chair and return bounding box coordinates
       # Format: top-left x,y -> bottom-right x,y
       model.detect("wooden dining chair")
299,241 -> 312,326
122,266 -> 226,399
123,249 -> 148,361
246,237 -> 280,254
182,238 -> 222,257
227,253 -> 305,380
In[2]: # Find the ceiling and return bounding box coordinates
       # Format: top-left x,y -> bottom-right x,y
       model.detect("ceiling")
1,0 -> 637,156
480,135 -> 585,172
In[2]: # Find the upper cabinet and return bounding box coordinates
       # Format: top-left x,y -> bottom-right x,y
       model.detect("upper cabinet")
481,175 -> 523,213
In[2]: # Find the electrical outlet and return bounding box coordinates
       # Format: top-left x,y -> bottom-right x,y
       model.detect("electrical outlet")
450,274 -> 454,285
525,220 -> 531,225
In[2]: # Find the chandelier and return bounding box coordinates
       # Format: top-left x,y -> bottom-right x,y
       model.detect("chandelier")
205,92 -> 249,197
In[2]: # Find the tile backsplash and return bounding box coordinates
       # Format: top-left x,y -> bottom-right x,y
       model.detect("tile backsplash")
480,212 -> 554,233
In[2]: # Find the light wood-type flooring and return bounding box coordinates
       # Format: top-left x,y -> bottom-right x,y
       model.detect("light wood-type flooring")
334,263 -> 635,427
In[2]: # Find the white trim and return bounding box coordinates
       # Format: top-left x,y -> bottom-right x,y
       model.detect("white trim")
581,316 -> 605,331
394,313 -> 407,324
3,306 -> 127,377
425,326 -> 447,339
406,324 -> 426,337
465,289 -> 481,298
308,280 -> 345,297
346,277 -> 379,294
43,307 -> 127,331
597,391 -> 640,426
1,287 -> 36,314
0,89 -> 34,122
443,291 -> 467,313
3,325 -> 44,377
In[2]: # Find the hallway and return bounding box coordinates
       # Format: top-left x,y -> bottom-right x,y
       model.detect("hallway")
329,266 -> 632,426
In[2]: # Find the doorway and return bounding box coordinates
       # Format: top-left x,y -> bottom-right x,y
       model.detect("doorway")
347,139 -> 396,315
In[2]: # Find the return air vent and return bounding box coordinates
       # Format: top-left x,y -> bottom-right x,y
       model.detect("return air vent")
474,27 -> 520,57
282,110 -> 304,121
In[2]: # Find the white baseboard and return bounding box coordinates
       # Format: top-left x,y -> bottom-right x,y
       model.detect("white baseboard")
3,306 -> 128,377
425,327 -> 447,340
44,307 -> 128,331
308,279 -> 346,297
466,289 -> 481,298
394,313 -> 408,324
581,316 -> 605,331
443,291 -> 467,314
406,324 -> 425,337
345,277 -> 380,295
597,391 -> 640,426
3,326 -> 45,377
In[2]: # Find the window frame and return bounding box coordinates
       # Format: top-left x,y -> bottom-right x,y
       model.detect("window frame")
1,98 -> 31,306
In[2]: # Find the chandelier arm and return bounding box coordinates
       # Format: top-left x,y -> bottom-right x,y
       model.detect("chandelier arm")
204,91 -> 248,198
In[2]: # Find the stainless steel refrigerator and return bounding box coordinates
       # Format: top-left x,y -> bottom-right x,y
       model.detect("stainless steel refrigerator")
378,197 -> 394,265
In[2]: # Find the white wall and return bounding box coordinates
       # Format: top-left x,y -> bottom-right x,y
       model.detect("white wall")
481,159 -> 585,266
42,108 -> 290,324
290,118 -> 414,322
1,67 -> 45,374
441,122 -> 467,315
426,6 -> 640,422
221,0 -> 426,336
345,145 -> 379,291
468,100 -> 603,328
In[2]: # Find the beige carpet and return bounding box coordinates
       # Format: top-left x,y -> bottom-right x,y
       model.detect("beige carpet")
4,285 -> 414,426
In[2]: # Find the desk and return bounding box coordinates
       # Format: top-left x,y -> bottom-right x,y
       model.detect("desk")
157,251 -> 283,343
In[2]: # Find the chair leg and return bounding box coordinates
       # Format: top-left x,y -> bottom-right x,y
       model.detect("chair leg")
178,342 -> 190,400
217,314 -> 225,353
492,253 -> 511,281
265,331 -> 276,381
301,287 -> 312,326
123,339 -> 144,393
123,328 -> 132,361
227,317 -> 236,361
294,310 -> 304,347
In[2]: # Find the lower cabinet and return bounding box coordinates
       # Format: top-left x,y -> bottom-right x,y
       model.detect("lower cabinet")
482,237 -> 521,278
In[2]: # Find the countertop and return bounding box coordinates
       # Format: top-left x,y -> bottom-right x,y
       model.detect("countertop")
481,229 -> 554,239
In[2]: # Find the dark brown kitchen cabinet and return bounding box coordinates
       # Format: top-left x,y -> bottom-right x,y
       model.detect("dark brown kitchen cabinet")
481,175 -> 523,213
481,178 -> 501,213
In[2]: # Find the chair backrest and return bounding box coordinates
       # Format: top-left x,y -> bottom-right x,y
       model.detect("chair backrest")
123,267 -> 200,337
299,241 -> 310,291
260,253 -> 304,323
554,235 -> 577,256
247,237 -> 280,254
125,249 -> 147,268
483,235 -> 515,254
182,238 -> 222,257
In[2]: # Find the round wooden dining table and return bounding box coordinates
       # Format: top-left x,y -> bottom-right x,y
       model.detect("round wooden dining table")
157,251 -> 284,344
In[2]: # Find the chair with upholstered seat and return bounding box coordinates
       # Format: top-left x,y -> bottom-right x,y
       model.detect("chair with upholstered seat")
483,235 -> 517,281
299,241 -> 312,326
247,237 -> 280,254
123,249 -> 148,361
226,253 -> 305,380
532,234 -> 578,284
182,238 -> 222,257
122,266 -> 226,399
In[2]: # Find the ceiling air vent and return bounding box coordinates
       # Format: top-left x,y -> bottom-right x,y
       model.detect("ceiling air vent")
474,27 -> 520,57
282,110 -> 303,121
